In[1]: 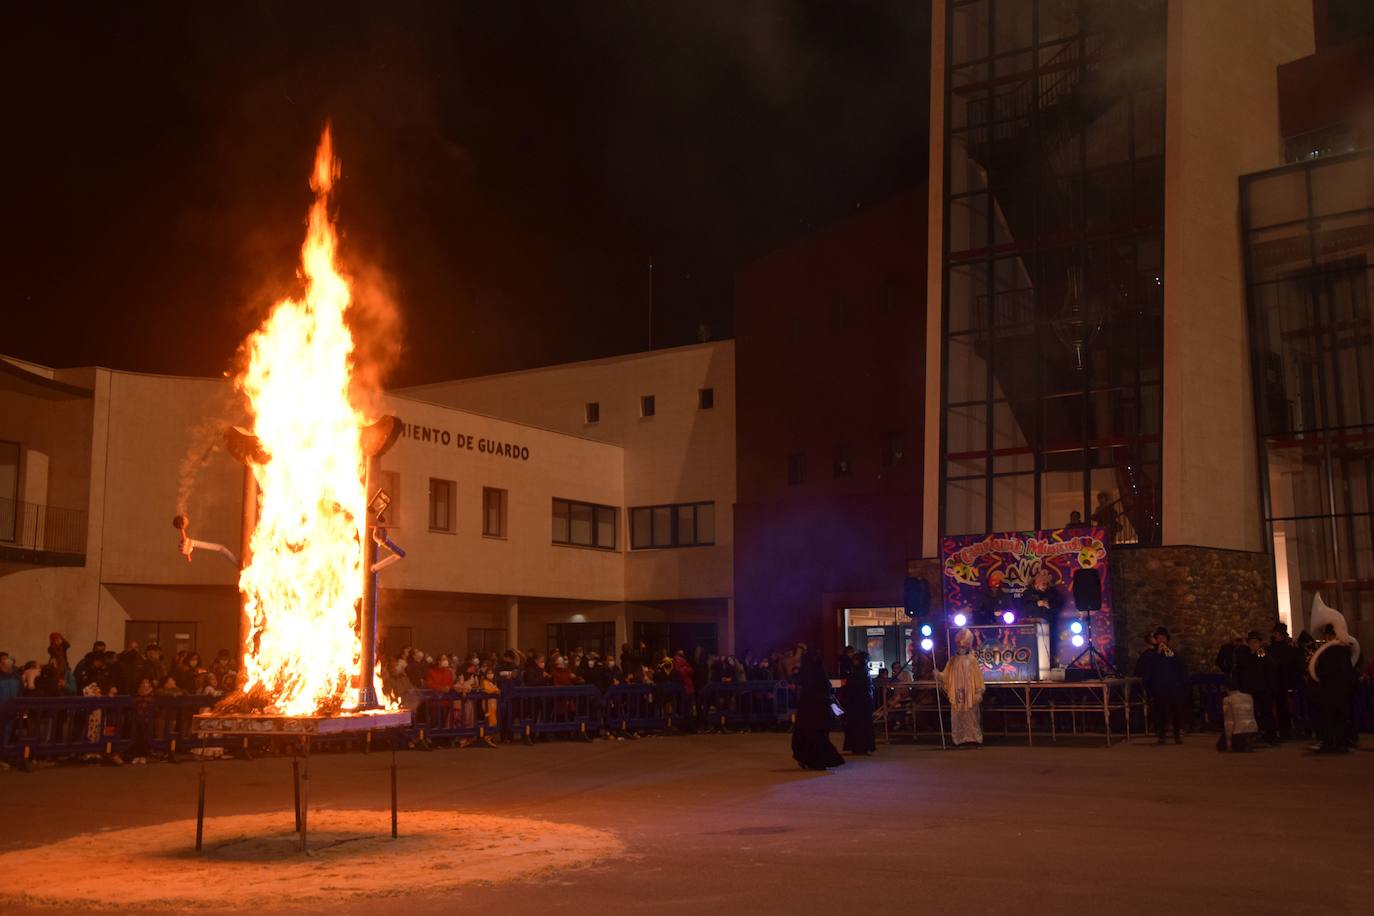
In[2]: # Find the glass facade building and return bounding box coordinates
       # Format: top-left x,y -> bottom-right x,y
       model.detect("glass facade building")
1243,149 -> 1374,630
940,0 -> 1166,543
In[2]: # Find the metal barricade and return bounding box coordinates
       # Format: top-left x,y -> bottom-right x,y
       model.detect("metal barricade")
1,696 -> 133,764
410,688 -> 500,746
602,682 -> 687,733
698,681 -> 792,731
503,685 -> 603,741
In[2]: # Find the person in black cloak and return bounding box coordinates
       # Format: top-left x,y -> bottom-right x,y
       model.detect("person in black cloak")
791,647 -> 845,771
841,651 -> 877,756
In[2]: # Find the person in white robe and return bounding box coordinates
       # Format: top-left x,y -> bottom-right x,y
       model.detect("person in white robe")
940,628 -> 986,746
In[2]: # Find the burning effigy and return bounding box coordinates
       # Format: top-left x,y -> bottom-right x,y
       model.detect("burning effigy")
177,126 -> 406,732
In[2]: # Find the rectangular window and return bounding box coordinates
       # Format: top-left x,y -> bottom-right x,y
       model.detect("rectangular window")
585,401 -> 600,424
787,452 -> 806,486
629,501 -> 716,549
833,443 -> 852,478
881,430 -> 905,467
428,478 -> 455,532
482,487 -> 507,538
552,498 -> 617,550
640,394 -> 656,418
466,627 -> 507,655
698,387 -> 714,409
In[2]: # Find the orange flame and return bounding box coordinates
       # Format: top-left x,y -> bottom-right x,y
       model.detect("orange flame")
234,125 -> 369,716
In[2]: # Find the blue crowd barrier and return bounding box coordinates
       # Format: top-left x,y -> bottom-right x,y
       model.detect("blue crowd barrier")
503,685 -> 603,740
603,683 -> 684,733
698,681 -> 794,730
410,688 -> 500,745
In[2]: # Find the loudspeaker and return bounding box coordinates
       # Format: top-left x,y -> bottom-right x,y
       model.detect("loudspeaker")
1072,568 -> 1102,612
903,577 -> 931,618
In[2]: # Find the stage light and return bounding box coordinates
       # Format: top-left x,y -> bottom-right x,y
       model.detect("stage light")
953,613 -> 967,627
920,637 -> 934,653
920,623 -> 933,638
1071,634 -> 1085,648
1001,610 -> 1016,625
1069,620 -> 1084,635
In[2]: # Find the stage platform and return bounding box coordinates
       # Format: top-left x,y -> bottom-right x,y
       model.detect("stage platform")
878,677 -> 1144,746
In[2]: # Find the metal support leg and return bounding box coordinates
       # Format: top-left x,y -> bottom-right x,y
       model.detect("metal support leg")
1102,683 -> 1111,747
195,759 -> 206,852
292,755 -> 302,832
299,745 -> 309,854
390,745 -> 398,839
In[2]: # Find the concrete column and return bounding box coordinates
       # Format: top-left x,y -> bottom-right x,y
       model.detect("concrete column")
615,607 -> 629,655
921,0 -> 947,558
1160,0 -> 1312,552
505,596 -> 519,654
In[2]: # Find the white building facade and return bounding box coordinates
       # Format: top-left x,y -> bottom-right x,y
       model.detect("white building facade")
0,341 -> 734,664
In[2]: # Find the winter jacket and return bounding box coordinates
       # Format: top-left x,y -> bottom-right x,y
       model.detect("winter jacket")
423,666 -> 455,692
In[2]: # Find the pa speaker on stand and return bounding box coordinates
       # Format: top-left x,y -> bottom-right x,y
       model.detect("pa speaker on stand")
1067,568 -> 1118,679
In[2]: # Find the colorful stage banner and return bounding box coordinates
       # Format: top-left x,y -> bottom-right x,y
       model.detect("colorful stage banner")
940,526 -> 1113,669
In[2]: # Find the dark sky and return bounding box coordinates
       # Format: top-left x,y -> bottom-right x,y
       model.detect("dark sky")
3,1 -> 929,387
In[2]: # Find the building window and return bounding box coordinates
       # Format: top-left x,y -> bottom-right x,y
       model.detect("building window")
787,452 -> 807,486
467,627 -> 507,655
482,487 -> 507,538
1242,149 -> 1374,630
552,498 -> 617,550
640,394 -> 656,418
698,387 -> 714,410
882,430 -> 905,468
585,401 -> 600,424
833,444 -> 852,478
428,478 -> 455,532
630,501 -> 715,549
547,621 -> 616,657
939,0 -> 1166,544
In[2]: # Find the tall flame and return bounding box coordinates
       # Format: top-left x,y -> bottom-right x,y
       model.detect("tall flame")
235,126 -> 369,716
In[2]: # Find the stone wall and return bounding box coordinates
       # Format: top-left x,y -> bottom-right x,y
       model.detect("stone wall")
1111,546 -> 1278,673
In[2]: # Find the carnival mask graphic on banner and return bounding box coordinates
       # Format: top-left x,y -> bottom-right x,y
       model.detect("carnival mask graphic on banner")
940,526 -> 1114,670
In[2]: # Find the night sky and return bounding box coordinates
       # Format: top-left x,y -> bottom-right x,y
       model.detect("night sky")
3,1 -> 930,387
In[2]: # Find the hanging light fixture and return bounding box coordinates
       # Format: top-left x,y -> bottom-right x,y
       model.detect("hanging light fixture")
1052,266 -> 1104,371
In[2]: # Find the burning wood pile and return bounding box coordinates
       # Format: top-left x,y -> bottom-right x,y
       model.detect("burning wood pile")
178,127 -> 407,732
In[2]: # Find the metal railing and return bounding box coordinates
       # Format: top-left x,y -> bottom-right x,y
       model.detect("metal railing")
0,497 -> 87,556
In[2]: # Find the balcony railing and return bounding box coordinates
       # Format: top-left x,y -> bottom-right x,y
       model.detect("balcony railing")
0,497 -> 87,559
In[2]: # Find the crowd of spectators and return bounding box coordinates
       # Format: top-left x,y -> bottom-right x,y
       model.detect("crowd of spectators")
0,633 -> 240,705
380,641 -> 814,705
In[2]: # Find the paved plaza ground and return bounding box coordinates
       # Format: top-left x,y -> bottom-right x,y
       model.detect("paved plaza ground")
2,732 -> 1369,915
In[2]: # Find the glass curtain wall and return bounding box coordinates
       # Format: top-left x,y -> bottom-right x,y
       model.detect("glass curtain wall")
941,0 -> 1166,543
1243,150 -> 1374,637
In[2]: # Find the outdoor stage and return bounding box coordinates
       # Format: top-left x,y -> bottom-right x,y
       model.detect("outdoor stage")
879,677 -> 1145,745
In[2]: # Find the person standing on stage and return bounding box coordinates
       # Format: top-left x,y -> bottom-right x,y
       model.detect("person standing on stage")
974,570 -> 1009,625
791,647 -> 845,770
1021,568 -> 1064,665
939,628 -> 985,747
1142,627 -> 1188,744
841,651 -> 877,756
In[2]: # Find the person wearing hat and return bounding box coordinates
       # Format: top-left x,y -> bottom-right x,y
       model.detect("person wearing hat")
1231,630 -> 1279,745
1141,627 -> 1189,744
